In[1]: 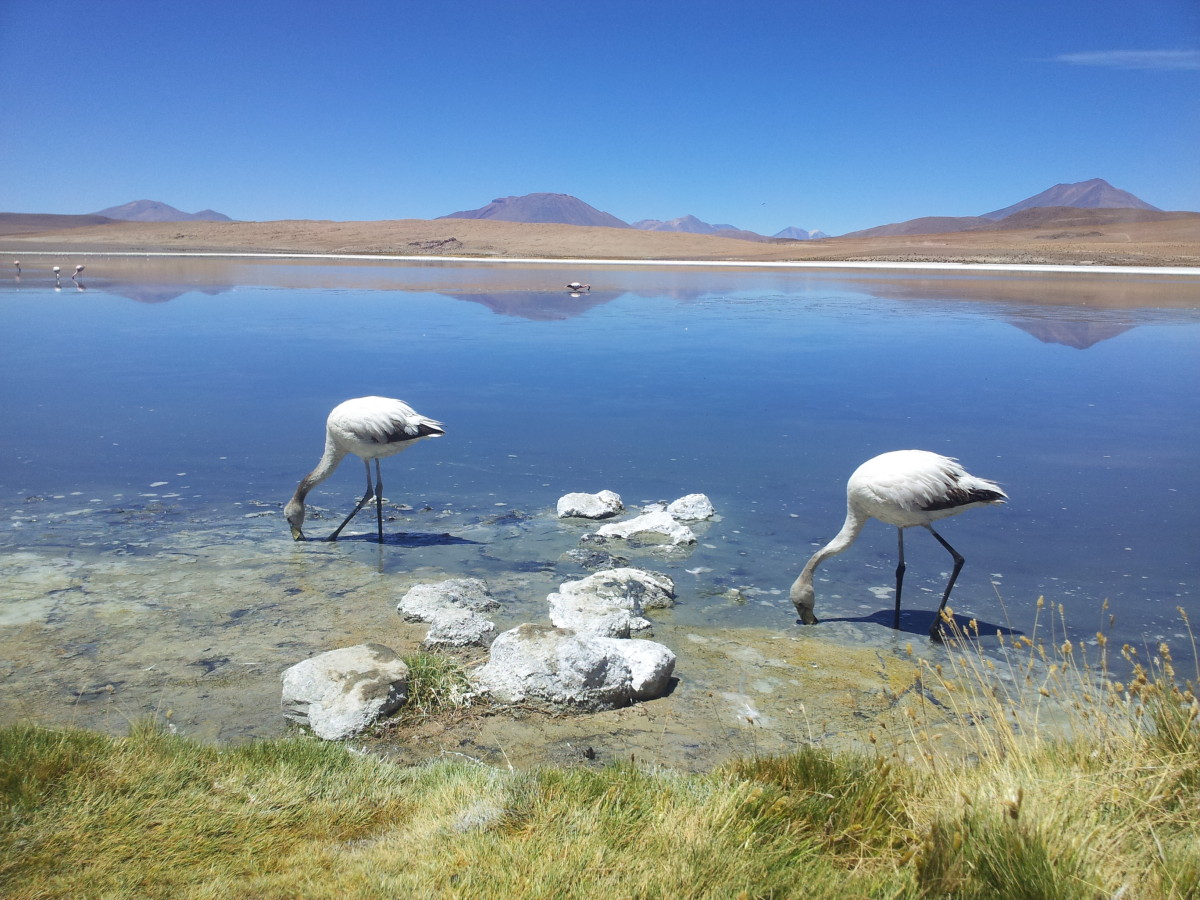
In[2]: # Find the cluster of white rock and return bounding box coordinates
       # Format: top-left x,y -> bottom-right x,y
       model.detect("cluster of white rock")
560,489 -> 716,547
397,577 -> 498,648
471,565 -> 678,711
279,489 -> 715,739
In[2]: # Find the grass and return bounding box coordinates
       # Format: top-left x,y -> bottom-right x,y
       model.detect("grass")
1,611 -> 1197,899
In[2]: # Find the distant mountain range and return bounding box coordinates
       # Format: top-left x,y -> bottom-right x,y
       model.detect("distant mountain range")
92,199 -> 232,222
632,214 -> 828,242
0,179 -> 1183,241
433,182 -> 1168,241
844,178 -> 1163,237
438,193 -> 823,241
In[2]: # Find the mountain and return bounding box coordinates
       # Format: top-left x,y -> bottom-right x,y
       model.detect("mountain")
91,200 -> 233,222
634,214 -> 827,242
844,179 -> 1165,237
0,212 -> 117,235
634,214 -> 773,242
843,216 -> 993,238
438,193 -> 630,228
773,226 -> 828,241
632,214 -> 738,235
982,178 -> 1160,220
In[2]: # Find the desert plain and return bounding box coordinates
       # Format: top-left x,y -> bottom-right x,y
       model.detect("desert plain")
3,208 -> 1200,268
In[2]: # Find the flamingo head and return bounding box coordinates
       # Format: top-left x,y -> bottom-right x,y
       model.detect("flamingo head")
284,499 -> 306,541
789,576 -> 819,625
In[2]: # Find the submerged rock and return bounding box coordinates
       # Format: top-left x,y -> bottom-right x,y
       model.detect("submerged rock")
398,577 -> 499,618
281,644 -> 409,741
556,490 -> 624,520
470,624 -> 675,711
561,547 -> 628,571
594,509 -> 696,545
667,493 -> 716,521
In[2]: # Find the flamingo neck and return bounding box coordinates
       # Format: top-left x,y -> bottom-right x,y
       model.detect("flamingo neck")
796,506 -> 869,591
291,438 -> 348,506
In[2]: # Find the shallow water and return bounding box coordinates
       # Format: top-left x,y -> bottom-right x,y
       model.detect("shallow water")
1,258 -> 1197,752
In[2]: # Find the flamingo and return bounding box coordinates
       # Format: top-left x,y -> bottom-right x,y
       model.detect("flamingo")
285,396 -> 445,543
790,450 -> 1007,639
72,264 -> 85,281
13,260 -> 19,275
52,266 -> 61,286
566,282 -> 591,292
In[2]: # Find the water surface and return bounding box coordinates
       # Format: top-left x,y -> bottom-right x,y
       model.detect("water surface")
1,258 -> 1197,749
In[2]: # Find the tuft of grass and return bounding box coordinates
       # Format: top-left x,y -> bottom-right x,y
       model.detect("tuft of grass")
915,804 -> 1089,900
393,651 -> 474,724
720,746 -> 914,863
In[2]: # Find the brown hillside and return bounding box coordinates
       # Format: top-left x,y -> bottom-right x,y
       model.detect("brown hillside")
3,214 -> 1199,267
0,213 -> 117,234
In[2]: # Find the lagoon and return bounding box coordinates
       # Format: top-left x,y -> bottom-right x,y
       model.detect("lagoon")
1,258 -> 1197,755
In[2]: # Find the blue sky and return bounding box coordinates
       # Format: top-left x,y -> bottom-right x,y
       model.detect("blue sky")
1,0 -> 1197,236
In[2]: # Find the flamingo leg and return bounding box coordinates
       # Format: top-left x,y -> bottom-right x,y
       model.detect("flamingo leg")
374,458 -> 385,543
894,528 -> 907,629
926,525 -> 965,639
326,459 -> 375,541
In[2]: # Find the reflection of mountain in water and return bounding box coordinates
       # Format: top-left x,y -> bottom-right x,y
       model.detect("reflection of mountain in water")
107,284 -> 234,304
1007,319 -> 1135,349
442,291 -> 618,321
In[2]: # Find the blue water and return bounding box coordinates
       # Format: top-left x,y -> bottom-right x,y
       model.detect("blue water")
1,258 -> 1198,737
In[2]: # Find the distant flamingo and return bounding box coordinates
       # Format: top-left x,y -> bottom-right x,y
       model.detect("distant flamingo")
566,282 -> 591,292
13,260 -> 19,275
72,264 -> 85,281
52,266 -> 61,286
285,396 -> 445,543
790,450 -> 1007,639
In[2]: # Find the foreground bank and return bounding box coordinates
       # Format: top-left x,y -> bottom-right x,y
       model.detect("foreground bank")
2,640 -> 1196,899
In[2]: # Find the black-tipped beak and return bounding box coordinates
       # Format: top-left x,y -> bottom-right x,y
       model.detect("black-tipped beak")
290,526 -> 305,541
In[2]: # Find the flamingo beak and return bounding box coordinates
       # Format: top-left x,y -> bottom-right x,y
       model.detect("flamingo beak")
290,525 -> 305,541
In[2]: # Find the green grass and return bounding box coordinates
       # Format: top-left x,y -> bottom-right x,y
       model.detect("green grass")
2,613 -> 1197,899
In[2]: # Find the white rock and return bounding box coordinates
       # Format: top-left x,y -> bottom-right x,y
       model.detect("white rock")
398,577 -> 499,649
548,567 -> 677,637
667,493 -> 716,521
281,644 -> 409,741
548,589 -> 650,638
594,509 -> 696,545
398,577 -> 499,620
471,624 -> 633,710
423,607 -> 497,648
471,624 -> 676,710
598,637 -> 677,700
556,490 -> 624,520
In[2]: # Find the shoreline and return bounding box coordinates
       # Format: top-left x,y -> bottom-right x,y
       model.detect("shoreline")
5,248 -> 1199,277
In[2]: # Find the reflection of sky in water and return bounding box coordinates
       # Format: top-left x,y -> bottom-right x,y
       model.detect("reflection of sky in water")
1,261 -> 1198,739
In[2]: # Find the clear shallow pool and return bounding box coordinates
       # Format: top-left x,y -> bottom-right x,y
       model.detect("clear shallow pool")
1,258 -> 1197,746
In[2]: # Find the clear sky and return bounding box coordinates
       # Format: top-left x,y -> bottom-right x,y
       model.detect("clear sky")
2,0 -> 1198,236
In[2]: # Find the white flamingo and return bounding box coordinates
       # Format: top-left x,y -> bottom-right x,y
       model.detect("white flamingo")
52,266 -> 61,286
72,264 -> 85,281
566,282 -> 591,292
790,450 -> 1007,639
285,396 -> 445,542
13,260 -> 19,275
